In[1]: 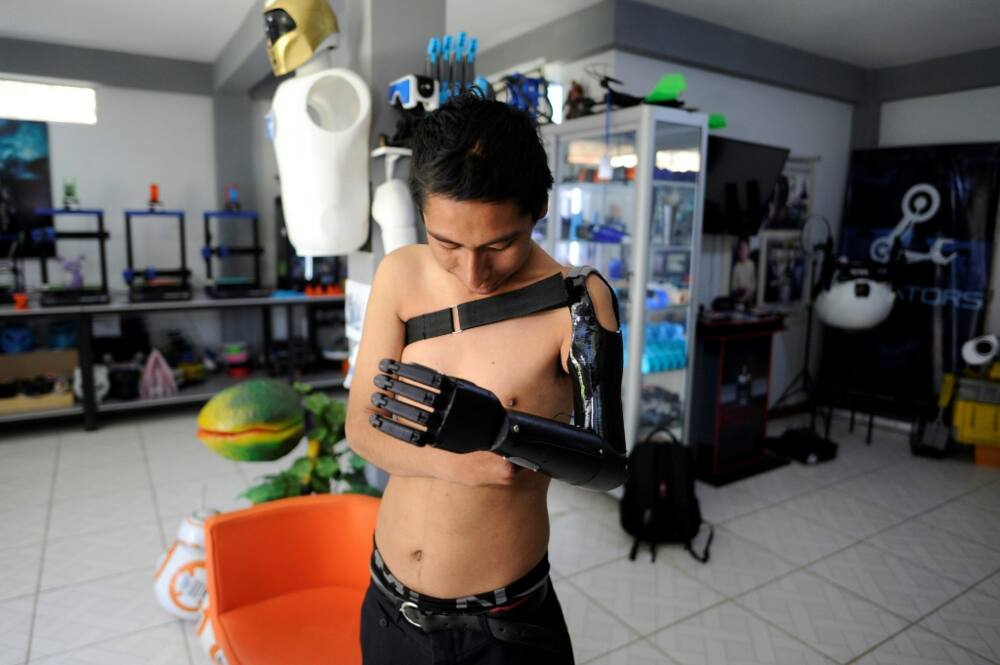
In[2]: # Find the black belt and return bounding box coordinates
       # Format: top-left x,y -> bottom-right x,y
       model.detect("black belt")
369,573 -> 561,653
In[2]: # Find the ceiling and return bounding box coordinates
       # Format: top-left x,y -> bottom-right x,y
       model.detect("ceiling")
635,0 -> 1000,68
0,0 -> 997,69
0,0 -> 260,62
447,0 -> 603,54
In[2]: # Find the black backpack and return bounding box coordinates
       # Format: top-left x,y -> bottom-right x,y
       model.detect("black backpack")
620,430 -> 713,563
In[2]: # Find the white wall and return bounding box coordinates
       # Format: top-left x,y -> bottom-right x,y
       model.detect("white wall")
878,85 -> 1000,334
612,51 -> 854,296
17,81 -> 224,347
542,49 -> 615,95
879,85 -> 1000,148
545,50 -> 855,407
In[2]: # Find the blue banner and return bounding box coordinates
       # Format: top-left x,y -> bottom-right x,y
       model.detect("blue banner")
824,143 -> 1000,412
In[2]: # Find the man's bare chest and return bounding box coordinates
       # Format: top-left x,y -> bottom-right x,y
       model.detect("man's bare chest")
399,306 -> 572,417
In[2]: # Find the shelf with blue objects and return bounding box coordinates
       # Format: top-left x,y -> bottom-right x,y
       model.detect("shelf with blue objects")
122,209 -> 192,302
621,321 -> 688,375
623,320 -> 689,435
33,208 -> 111,306
202,210 -> 269,299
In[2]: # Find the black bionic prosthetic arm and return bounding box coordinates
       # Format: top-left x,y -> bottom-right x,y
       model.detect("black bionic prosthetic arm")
369,269 -> 628,491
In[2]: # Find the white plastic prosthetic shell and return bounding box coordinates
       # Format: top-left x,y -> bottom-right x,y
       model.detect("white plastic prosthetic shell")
270,67 -> 371,256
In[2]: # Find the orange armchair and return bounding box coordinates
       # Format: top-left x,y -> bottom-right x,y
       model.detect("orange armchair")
201,494 -> 380,665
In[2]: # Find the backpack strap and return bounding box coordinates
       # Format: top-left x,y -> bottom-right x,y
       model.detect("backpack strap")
685,525 -> 714,564
629,538 -> 641,562
403,272 -> 570,346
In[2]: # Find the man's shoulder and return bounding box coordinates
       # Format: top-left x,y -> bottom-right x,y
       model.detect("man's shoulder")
377,244 -> 431,279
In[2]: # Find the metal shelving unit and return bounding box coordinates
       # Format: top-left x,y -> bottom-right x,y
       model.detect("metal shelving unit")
0,293 -> 347,430
96,369 -> 345,414
0,405 -> 84,425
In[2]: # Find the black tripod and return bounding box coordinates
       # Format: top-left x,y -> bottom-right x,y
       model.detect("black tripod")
770,243 -> 829,408
767,218 -> 839,461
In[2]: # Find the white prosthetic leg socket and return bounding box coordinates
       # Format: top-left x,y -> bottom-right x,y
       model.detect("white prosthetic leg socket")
371,150 -> 417,254
372,178 -> 417,253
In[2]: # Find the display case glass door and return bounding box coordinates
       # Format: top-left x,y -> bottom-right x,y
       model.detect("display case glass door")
552,129 -> 639,412
542,106 -> 707,453
552,129 -> 638,277
635,120 -> 704,442
534,136 -> 557,247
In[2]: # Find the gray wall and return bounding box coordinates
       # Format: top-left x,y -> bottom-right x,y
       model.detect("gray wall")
0,37 -> 212,95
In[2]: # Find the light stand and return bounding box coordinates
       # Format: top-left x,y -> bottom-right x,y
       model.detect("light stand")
766,217 -> 839,463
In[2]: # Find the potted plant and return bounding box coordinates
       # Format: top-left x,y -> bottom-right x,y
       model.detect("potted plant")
238,383 -> 378,504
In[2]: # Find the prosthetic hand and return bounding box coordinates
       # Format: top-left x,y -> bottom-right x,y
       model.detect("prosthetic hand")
369,359 -> 627,491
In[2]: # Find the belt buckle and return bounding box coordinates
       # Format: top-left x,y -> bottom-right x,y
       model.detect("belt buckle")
399,600 -> 422,628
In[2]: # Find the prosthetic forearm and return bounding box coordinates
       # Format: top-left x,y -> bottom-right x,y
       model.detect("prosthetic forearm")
369,360 -> 626,490
500,410 -> 625,491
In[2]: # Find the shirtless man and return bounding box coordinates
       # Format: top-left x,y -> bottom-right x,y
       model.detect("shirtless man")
345,94 -> 627,665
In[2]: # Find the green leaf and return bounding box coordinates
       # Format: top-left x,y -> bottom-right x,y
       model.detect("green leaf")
293,382 -> 313,395
245,472 -> 280,486
303,392 -> 332,416
307,426 -> 330,443
241,480 -> 284,505
289,457 -> 312,480
318,438 -> 336,457
314,456 -> 339,479
311,475 -> 331,494
276,471 -> 304,497
323,400 -> 347,432
350,454 -> 367,471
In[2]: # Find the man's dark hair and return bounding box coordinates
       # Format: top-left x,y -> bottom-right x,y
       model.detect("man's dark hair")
408,93 -> 553,221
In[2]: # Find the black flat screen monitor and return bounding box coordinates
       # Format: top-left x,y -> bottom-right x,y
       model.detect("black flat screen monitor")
703,136 -> 789,236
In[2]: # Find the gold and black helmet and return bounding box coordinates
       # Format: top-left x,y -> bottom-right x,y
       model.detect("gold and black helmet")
263,0 -> 339,76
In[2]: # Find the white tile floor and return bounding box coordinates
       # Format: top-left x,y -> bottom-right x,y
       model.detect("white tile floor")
1,412 -> 999,665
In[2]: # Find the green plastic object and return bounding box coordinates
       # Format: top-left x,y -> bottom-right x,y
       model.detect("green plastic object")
645,73 -> 687,103
708,114 -> 728,130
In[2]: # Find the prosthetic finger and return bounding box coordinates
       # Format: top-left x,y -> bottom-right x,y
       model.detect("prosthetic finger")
378,359 -> 445,389
373,373 -> 439,406
371,393 -> 439,428
369,414 -> 432,445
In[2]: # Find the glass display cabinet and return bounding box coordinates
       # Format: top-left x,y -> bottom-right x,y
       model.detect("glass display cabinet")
541,106 -> 708,450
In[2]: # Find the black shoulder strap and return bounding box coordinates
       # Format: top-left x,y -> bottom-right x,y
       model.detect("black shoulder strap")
404,272 -> 571,346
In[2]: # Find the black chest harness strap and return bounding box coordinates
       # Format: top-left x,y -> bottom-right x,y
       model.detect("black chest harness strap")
404,272 -> 569,347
